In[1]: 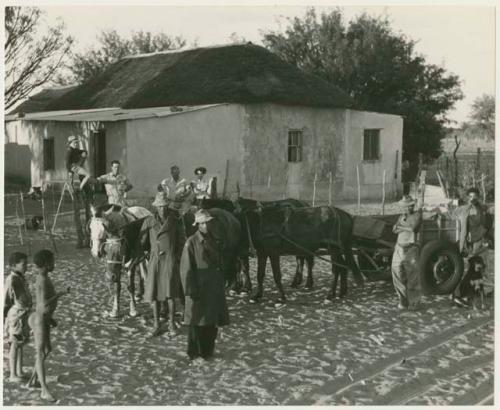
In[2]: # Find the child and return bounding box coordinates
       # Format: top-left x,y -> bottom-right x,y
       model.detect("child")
457,255 -> 486,309
4,252 -> 32,382
65,136 -> 90,190
27,250 -> 70,402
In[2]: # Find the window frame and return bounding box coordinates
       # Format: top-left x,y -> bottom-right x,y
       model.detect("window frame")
287,129 -> 303,163
362,129 -> 381,162
43,137 -> 55,171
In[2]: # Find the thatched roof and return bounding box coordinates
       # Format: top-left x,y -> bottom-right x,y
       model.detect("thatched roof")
9,86 -> 77,114
45,44 -> 352,111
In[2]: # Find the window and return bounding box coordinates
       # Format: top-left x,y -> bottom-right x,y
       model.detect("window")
363,129 -> 380,161
288,130 -> 303,162
43,138 -> 55,170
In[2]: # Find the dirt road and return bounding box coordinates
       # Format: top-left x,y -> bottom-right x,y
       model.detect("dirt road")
2,218 -> 494,405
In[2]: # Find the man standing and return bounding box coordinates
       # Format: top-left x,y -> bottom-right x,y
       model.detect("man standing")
451,187 -> 491,306
97,160 -> 133,207
142,192 -> 185,337
180,209 -> 229,361
391,195 -> 423,311
160,166 -> 191,210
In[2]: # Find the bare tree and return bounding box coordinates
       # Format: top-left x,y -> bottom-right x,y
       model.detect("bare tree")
5,6 -> 73,110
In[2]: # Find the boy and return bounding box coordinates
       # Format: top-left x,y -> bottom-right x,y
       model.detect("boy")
4,252 -> 32,382
65,136 -> 90,190
28,250 -> 70,402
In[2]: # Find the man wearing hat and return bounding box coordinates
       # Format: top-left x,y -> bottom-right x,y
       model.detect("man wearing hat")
450,186 -> 492,306
65,136 -> 90,190
141,192 -> 185,337
180,209 -> 229,361
160,166 -> 192,210
191,167 -> 212,200
391,195 -> 423,311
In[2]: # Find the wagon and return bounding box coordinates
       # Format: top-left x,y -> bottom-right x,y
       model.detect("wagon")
352,212 -> 464,294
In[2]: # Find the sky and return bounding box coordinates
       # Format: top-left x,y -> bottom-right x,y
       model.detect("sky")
27,4 -> 498,123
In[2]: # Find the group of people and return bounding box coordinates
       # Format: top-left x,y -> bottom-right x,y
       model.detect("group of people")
140,191 -> 229,361
4,250 -> 69,402
390,187 -> 491,312
65,135 -> 214,207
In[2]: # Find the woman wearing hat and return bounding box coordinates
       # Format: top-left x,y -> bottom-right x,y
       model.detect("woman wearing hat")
191,167 -> 212,200
65,136 -> 90,190
391,195 -> 423,311
180,209 -> 229,361
141,192 -> 185,336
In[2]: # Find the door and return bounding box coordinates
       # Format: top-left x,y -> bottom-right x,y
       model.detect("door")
92,129 -> 107,177
92,129 -> 106,193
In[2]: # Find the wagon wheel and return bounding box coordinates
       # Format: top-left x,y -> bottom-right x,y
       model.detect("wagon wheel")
419,240 -> 464,295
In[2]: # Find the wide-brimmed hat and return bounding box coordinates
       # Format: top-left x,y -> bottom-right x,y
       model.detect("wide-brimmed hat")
192,209 -> 213,225
67,135 -> 79,145
194,167 -> 207,175
152,192 -> 168,207
397,195 -> 416,207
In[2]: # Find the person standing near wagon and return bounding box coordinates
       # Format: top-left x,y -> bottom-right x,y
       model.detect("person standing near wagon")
450,187 -> 491,306
180,209 -> 230,361
391,195 -> 423,311
97,160 -> 133,207
142,192 -> 185,337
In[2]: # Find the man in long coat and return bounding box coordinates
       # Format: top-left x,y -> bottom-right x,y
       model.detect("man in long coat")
180,209 -> 230,361
142,192 -> 185,337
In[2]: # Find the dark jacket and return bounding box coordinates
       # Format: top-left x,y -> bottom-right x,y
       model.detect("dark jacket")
180,230 -> 229,326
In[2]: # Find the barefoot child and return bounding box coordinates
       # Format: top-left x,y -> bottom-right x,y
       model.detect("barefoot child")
28,250 -> 70,402
4,252 -> 32,382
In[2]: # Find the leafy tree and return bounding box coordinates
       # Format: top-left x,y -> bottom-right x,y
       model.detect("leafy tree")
5,6 -> 74,110
262,8 -> 464,166
468,94 -> 495,139
59,30 -> 187,84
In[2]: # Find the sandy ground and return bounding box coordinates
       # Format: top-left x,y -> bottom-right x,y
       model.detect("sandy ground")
2,205 -> 494,406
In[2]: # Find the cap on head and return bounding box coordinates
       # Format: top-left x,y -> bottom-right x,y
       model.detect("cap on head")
67,135 -> 78,145
466,187 -> 480,196
193,209 -> 213,225
152,192 -> 168,207
194,167 -> 207,175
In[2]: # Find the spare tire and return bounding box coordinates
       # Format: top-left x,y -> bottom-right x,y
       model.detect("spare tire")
419,239 -> 464,295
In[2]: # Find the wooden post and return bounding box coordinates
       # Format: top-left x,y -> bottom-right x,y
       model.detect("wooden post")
328,171 -> 332,206
312,172 -> 318,206
381,169 -> 386,215
267,174 -> 271,190
356,165 -> 361,213
417,170 -> 427,209
476,147 -> 481,172
19,191 -> 28,237
436,170 -> 448,199
41,187 -> 47,231
481,173 -> 486,203
222,159 -> 229,199
472,174 -> 476,188
394,150 -> 399,179
283,174 -> 288,199
249,178 -> 253,199
236,181 -> 240,198
15,197 -> 24,245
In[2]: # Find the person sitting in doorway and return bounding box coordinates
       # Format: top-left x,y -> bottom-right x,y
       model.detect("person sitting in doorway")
97,160 -> 133,207
65,136 -> 90,191
191,167 -> 212,200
